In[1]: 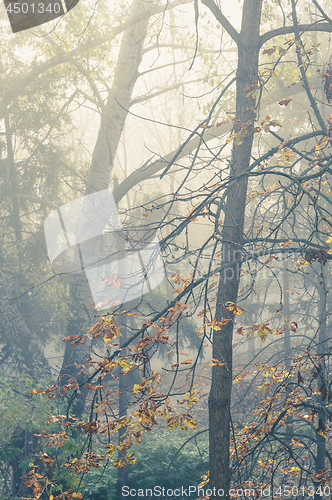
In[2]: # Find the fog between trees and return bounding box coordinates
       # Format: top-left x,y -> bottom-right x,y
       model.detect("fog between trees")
0,0 -> 332,498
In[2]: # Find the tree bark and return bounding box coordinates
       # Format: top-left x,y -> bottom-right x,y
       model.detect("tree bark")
0,270 -> 49,375
283,258 -> 293,443
208,1 -> 263,497
59,0 -> 152,416
5,116 -> 22,242
86,0 -> 150,194
315,264 -> 327,500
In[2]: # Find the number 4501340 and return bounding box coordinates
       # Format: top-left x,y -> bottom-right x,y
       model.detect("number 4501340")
6,3 -> 61,14
275,485 -> 331,497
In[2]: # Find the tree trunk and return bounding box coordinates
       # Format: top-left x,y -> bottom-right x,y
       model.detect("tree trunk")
117,315 -> 128,496
283,260 -> 294,443
5,115 -> 21,242
0,270 -> 49,374
208,1 -> 263,497
315,263 -> 327,500
59,0 -> 152,415
86,0 -> 150,194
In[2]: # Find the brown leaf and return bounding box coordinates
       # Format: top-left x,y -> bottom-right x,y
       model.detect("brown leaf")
278,98 -> 293,106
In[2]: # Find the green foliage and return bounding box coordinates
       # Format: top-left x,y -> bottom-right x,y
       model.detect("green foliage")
81,430 -> 208,499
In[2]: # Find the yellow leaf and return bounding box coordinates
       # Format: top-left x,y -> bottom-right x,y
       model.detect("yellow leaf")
114,458 -> 126,467
184,416 -> 198,429
180,359 -> 193,365
72,494 -> 83,499
106,443 -> 116,455
126,455 -> 136,465
167,416 -> 179,430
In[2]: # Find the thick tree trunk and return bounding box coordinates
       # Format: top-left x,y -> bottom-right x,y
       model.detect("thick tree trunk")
86,0 -> 150,194
208,1 -> 263,497
59,0 -> 152,414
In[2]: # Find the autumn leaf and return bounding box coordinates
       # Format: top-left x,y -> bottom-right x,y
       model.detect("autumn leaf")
133,336 -> 152,351
315,135 -> 330,151
226,131 -> 242,144
85,383 -> 104,390
114,458 -> 126,467
102,318 -> 121,343
281,239 -> 293,248
183,415 -> 198,429
225,302 -> 247,316
101,273 -> 124,289
215,120 -> 229,126
126,453 -> 136,465
210,358 -> 225,367
290,321 -> 298,332
278,98 -> 293,106
275,326 -> 285,335
250,322 -> 273,342
167,416 -> 179,430
206,318 -> 230,331
62,334 -> 87,346
262,46 -> 277,56
34,431 -> 68,448
106,443 -> 116,455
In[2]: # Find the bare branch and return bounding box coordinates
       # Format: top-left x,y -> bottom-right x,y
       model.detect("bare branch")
13,193 -> 58,209
112,121 -> 232,204
143,42 -> 237,54
130,78 -> 202,106
311,0 -> 332,25
201,0 -> 240,45
260,22 -> 332,47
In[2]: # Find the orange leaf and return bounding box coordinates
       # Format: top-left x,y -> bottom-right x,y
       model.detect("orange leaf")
210,358 -> 225,367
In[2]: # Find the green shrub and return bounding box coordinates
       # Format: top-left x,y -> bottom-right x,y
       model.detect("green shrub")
82,429 -> 208,499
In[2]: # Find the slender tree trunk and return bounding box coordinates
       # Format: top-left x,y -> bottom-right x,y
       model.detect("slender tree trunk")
283,256 -> 294,443
208,1 -> 263,497
117,316 -> 128,496
5,115 -> 21,242
314,263 -> 327,500
247,307 -> 255,359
